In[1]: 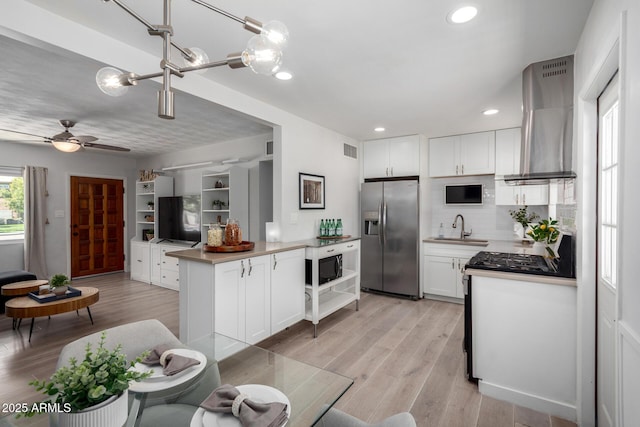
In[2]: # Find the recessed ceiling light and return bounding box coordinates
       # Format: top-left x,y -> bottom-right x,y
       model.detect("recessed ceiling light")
483,109 -> 499,116
374,127 -> 385,132
448,6 -> 478,24
274,71 -> 293,80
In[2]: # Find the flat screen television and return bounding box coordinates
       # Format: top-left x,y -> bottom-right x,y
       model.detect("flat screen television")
158,195 -> 201,242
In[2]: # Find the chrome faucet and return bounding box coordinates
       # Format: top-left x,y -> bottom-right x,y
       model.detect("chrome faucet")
452,214 -> 472,239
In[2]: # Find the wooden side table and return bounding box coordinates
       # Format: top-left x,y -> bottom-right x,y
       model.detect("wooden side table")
5,287 -> 100,342
1,279 -> 49,297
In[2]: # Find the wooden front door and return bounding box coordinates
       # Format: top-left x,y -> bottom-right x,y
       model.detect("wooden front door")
70,176 -> 125,278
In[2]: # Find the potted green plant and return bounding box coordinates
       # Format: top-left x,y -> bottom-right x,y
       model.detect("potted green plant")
50,274 -> 71,296
23,332 -> 151,426
509,206 -> 539,239
212,200 -> 227,210
527,218 -> 561,258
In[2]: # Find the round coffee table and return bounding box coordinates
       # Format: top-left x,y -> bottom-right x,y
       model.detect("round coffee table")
1,279 -> 49,296
5,287 -> 100,342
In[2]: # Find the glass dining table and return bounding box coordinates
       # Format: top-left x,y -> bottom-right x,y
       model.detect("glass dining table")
1,333 -> 353,427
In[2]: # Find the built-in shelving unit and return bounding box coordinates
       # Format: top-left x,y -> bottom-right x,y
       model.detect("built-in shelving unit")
304,239 -> 360,337
201,167 -> 248,243
134,176 -> 173,242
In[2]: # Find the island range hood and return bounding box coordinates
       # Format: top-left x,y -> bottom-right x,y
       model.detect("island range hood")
505,55 -> 576,183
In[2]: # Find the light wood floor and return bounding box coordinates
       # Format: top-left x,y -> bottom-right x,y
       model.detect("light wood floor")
1,273 -> 576,427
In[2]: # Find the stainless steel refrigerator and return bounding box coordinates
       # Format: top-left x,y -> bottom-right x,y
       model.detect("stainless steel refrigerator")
360,179 -> 419,298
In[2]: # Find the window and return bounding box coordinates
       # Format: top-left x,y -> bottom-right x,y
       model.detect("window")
598,75 -> 619,289
0,168 -> 24,241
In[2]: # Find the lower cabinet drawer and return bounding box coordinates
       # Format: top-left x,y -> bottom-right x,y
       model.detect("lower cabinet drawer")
159,269 -> 180,291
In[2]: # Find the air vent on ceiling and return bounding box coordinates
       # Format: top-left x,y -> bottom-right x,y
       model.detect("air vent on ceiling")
343,143 -> 357,159
265,140 -> 274,156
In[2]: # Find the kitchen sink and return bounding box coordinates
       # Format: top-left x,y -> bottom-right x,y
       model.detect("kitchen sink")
427,237 -> 489,246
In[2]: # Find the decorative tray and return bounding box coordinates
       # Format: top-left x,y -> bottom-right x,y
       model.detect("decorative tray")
203,241 -> 255,253
316,235 -> 352,240
28,286 -> 82,303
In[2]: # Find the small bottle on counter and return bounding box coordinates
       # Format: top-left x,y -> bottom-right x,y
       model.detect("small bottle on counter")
336,219 -> 343,236
319,219 -> 326,237
329,219 -> 336,237
438,223 -> 445,238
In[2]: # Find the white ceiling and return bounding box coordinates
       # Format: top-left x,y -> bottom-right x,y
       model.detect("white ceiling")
0,0 -> 594,157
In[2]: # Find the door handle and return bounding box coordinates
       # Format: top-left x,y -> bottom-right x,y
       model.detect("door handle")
240,260 -> 245,278
523,193 -> 526,204
385,167 -> 389,176
378,202 -> 384,247
452,259 -> 455,269
461,164 -> 464,175
516,193 -> 519,205
390,167 -> 394,176
382,203 -> 388,246
273,254 -> 277,270
248,258 -> 253,276
456,165 -> 459,175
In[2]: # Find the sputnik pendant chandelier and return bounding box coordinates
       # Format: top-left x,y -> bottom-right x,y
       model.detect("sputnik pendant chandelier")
96,0 -> 289,119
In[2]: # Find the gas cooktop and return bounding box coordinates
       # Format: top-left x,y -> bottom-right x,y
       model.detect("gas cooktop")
466,251 -> 560,276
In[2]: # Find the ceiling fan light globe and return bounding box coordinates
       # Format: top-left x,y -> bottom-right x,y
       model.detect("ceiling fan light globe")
242,35 -> 283,75
96,66 -> 129,96
261,21 -> 289,48
52,140 -> 81,153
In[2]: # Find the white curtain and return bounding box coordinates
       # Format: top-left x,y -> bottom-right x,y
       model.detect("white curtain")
24,166 -> 48,279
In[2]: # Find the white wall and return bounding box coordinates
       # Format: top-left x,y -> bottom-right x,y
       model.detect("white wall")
574,0 -> 640,425
0,141 -> 137,277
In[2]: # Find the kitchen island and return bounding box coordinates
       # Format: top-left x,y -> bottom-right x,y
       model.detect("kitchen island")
167,242 -> 307,346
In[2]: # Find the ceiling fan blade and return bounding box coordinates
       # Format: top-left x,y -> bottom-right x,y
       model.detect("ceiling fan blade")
69,135 -> 98,143
0,128 -> 50,141
82,142 -> 131,152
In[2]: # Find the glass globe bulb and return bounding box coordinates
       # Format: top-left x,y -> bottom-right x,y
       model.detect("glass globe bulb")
261,21 -> 289,48
241,35 -> 283,76
183,47 -> 210,74
52,140 -> 82,153
96,67 -> 128,96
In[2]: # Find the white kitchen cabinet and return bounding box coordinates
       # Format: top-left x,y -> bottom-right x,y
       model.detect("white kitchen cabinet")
305,240 -> 360,337
130,241 -> 150,282
363,135 -> 420,178
270,249 -> 305,335
429,131 -> 495,177
215,255 -> 270,344
423,255 -> 469,299
215,254 -> 298,345
150,244 -> 162,284
495,128 -> 521,177
495,180 -> 549,206
423,243 -> 481,300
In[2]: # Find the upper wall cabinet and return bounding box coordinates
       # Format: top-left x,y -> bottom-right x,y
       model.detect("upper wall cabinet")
429,131 -> 495,177
363,135 -> 420,179
495,127 -> 521,177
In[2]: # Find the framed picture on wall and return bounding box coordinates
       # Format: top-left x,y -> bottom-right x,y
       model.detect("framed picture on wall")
299,173 -> 325,209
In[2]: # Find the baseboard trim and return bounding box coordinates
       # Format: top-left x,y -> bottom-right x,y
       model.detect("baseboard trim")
478,380 -> 576,422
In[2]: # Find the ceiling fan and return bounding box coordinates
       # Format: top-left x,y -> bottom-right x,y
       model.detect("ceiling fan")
0,119 -> 130,153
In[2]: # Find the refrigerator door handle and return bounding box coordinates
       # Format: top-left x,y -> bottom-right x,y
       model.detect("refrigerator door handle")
382,202 -> 388,246
378,202 -> 384,247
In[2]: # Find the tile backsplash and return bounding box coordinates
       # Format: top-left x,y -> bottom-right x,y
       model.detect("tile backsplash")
428,176 -> 548,241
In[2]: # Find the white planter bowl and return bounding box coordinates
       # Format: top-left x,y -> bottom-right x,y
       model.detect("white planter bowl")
58,389 -> 128,427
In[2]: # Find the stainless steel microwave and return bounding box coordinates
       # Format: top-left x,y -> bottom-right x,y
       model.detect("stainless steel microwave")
305,254 -> 343,285
444,184 -> 483,205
